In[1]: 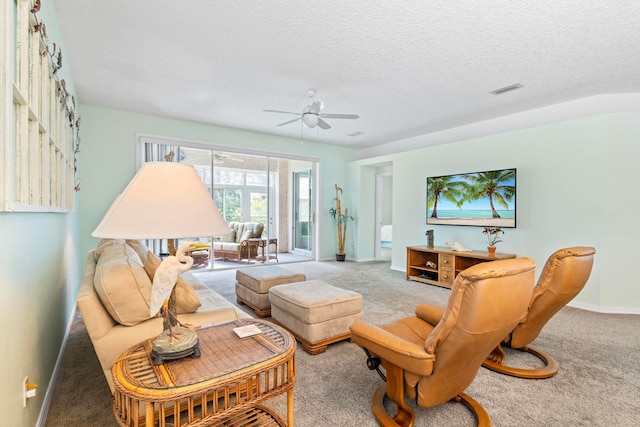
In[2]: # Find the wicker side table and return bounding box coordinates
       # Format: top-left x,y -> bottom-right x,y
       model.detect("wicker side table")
248,238 -> 279,263
112,319 -> 296,427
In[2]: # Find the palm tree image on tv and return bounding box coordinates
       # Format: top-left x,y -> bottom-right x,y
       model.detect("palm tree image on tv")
463,169 -> 515,218
427,176 -> 466,218
427,168 -> 516,227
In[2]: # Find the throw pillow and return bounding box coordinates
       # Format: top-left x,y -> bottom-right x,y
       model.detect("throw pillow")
125,239 -> 151,263
174,280 -> 203,314
143,251 -> 202,314
93,240 -> 153,326
95,238 -> 125,257
240,229 -> 253,241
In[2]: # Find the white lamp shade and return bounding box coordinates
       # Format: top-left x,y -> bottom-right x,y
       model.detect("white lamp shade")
92,162 -> 231,239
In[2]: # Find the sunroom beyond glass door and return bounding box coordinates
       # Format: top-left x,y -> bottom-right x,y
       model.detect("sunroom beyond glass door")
141,137 -> 317,268
213,152 -> 276,262
293,170 -> 312,253
175,147 -> 215,267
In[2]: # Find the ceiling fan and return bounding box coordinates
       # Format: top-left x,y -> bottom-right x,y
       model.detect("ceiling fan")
264,89 -> 359,130
213,152 -> 244,165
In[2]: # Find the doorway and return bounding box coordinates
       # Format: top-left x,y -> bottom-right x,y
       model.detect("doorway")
293,170 -> 312,253
375,172 -> 393,261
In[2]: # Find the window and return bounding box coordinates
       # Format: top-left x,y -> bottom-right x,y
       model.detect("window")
214,188 -> 242,223
213,167 -> 274,234
1,0 -> 80,212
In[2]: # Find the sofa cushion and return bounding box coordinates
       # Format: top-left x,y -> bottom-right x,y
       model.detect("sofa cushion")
93,239 -> 153,326
219,230 -> 235,243
215,242 -> 242,251
142,251 -> 202,314
192,243 -> 211,249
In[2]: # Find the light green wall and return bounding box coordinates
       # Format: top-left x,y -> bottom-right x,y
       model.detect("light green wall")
1,211 -> 80,426
380,174 -> 393,225
77,105 -> 357,262
349,113 -> 640,312
600,113 -> 640,307
1,3 -> 80,426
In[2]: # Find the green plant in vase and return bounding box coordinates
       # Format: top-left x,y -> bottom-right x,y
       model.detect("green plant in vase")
329,184 -> 354,261
483,226 -> 504,255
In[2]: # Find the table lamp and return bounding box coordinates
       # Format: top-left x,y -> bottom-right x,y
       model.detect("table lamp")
92,162 -> 231,363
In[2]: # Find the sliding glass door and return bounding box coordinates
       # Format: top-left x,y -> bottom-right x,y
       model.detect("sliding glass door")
139,137 -> 316,268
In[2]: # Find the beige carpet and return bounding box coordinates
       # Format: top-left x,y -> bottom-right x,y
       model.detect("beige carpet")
45,260 -> 640,426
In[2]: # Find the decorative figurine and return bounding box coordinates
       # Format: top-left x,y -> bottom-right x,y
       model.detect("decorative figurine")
426,229 -> 434,247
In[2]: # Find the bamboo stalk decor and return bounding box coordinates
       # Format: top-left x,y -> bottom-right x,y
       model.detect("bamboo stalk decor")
329,184 -> 354,260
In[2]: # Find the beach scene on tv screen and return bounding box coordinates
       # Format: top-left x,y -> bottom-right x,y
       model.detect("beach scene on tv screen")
427,168 -> 516,227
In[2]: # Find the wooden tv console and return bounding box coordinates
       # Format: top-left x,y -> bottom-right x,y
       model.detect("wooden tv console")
406,245 -> 516,289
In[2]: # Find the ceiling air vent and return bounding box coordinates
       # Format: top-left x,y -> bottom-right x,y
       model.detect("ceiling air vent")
347,131 -> 364,137
490,83 -> 523,95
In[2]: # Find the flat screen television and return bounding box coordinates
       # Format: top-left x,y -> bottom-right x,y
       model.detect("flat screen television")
426,168 -> 516,228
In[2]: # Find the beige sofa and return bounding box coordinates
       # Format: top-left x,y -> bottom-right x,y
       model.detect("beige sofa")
212,221 -> 264,262
77,239 -> 249,392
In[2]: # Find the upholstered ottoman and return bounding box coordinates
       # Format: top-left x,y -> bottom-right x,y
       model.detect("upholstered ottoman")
235,265 -> 306,317
269,280 -> 364,355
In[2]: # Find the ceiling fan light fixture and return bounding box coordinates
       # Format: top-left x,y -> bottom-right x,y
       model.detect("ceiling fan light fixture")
302,112 -> 319,128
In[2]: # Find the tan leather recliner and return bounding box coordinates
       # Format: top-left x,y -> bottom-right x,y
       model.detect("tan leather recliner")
483,246 -> 596,379
350,258 -> 536,427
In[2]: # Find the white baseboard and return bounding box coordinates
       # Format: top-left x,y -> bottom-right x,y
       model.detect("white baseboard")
36,305 -> 78,427
567,301 -> 640,315
318,256 -> 376,262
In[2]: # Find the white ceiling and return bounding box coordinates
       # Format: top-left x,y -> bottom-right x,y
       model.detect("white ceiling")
52,1 -> 640,150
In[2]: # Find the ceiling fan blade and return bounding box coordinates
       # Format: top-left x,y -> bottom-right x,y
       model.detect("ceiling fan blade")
317,118 -> 331,129
264,109 -> 300,116
277,117 -> 302,127
320,113 -> 359,119
309,101 -> 324,114
217,153 -> 245,162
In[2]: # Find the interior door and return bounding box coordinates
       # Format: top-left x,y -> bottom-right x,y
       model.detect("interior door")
293,170 -> 312,253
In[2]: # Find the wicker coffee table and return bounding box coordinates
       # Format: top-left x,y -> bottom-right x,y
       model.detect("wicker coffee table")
112,319 -> 296,427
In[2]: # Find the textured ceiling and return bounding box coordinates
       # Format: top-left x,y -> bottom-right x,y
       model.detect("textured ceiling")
52,0 -> 640,149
